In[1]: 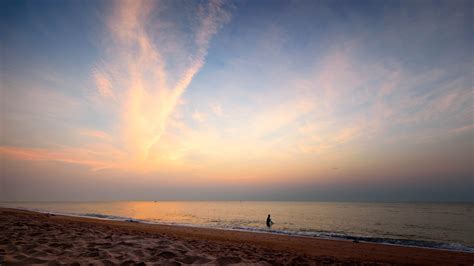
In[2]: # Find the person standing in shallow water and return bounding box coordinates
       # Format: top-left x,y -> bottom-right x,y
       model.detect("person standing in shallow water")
266,214 -> 273,227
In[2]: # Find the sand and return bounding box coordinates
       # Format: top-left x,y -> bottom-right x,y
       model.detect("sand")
0,208 -> 472,265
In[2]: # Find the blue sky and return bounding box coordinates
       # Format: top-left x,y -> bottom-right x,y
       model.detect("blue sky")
1,0 -> 472,201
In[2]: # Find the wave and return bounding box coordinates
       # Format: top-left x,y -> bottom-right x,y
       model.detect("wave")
228,226 -> 474,252
11,207 -> 139,223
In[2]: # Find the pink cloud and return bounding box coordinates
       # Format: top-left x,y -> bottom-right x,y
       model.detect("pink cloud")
0,0 -> 233,172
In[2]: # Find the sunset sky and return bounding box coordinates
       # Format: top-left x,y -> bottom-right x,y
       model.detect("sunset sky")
1,0 -> 472,201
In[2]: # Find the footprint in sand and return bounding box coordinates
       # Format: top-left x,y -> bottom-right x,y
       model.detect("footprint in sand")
158,251 -> 177,259
132,249 -> 145,257
101,259 -> 115,266
118,241 -> 135,247
120,260 -> 136,265
19,257 -> 49,264
29,249 -> 48,257
22,244 -> 38,251
49,242 -> 73,249
156,240 -> 171,245
291,255 -> 309,264
216,256 -> 243,265
177,255 -> 213,264
155,245 -> 171,250
121,260 -> 146,266
13,254 -> 27,261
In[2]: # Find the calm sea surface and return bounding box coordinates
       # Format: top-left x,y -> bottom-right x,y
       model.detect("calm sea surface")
1,201 -> 472,251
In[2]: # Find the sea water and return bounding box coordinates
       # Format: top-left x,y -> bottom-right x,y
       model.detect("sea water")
1,201 -> 472,252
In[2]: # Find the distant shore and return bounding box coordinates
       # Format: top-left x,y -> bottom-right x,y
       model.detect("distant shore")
1,208 -> 473,265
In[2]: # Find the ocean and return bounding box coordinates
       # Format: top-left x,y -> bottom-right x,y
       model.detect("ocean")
1,201 -> 472,252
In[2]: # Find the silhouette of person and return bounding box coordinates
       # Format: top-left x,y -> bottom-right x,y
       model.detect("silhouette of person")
266,214 -> 273,227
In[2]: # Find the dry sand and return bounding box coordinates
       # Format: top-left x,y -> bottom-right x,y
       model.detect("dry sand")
0,207 -> 472,265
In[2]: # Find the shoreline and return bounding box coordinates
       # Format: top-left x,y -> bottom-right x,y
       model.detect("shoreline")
1,207 -> 473,265
5,206 -> 472,253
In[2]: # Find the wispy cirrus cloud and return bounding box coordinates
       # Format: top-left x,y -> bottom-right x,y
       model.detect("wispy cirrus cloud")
1,0 -> 231,171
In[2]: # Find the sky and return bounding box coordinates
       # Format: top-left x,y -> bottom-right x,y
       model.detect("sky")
0,0 -> 472,202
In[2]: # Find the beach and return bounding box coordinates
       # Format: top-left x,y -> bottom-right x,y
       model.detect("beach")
1,208 -> 473,265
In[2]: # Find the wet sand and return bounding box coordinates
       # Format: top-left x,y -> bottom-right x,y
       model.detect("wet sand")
0,207 -> 472,265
